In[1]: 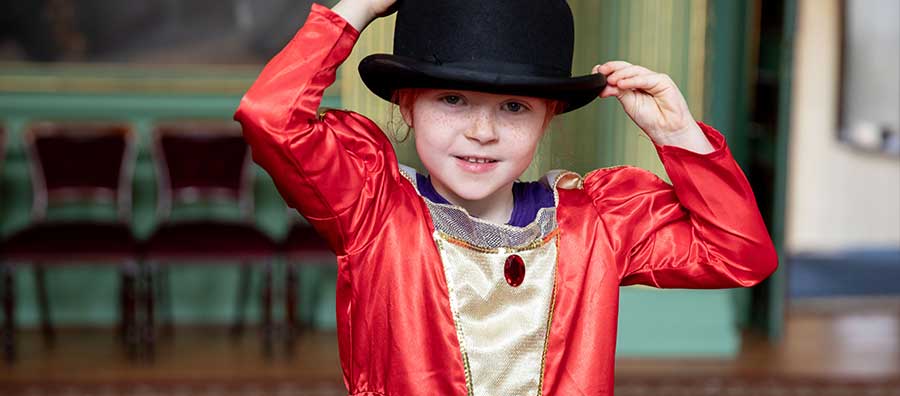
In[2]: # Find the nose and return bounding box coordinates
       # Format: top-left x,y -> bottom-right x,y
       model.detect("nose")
463,109 -> 499,144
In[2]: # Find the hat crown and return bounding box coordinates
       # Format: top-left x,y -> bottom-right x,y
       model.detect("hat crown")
392,0 -> 575,77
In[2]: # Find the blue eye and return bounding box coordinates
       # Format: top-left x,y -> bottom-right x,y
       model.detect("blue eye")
441,95 -> 463,105
503,102 -> 527,113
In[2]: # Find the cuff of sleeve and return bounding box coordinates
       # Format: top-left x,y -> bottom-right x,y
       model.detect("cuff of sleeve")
653,121 -> 729,160
311,3 -> 361,38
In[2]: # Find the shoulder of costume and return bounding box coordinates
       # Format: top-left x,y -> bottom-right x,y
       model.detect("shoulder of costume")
314,106 -> 390,138
315,106 -> 349,120
539,170 -> 583,191
581,165 -> 671,201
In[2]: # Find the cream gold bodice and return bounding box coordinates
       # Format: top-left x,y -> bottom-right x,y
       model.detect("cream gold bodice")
399,165 -> 580,395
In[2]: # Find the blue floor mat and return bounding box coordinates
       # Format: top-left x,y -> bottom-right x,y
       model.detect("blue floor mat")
789,248 -> 900,298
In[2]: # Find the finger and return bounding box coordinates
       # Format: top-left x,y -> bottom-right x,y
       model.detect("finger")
606,65 -> 653,85
595,61 -> 633,75
617,73 -> 672,95
599,85 -> 622,98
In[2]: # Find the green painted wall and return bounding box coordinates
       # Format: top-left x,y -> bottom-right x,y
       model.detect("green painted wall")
768,0 -> 797,341
618,288 -> 739,356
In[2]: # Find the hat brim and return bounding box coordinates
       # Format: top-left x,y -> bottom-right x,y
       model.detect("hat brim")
358,54 -> 606,114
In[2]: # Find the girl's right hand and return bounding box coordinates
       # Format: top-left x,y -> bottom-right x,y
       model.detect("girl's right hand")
332,0 -> 398,32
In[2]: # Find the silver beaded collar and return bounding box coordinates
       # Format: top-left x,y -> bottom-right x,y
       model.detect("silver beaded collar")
398,164 -> 569,251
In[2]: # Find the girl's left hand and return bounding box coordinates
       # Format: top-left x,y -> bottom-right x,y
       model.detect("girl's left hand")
594,61 -> 709,149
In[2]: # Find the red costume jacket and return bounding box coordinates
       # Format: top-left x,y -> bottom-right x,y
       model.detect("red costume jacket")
235,5 -> 777,395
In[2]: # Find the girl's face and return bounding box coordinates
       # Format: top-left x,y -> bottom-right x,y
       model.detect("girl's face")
401,89 -> 551,203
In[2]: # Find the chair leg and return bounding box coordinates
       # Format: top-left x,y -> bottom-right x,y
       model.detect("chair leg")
142,263 -> 156,361
34,265 -> 55,347
261,260 -> 274,358
156,267 -> 174,338
2,264 -> 16,363
285,263 -> 299,352
118,263 -> 139,358
118,267 -> 129,340
230,265 -> 252,339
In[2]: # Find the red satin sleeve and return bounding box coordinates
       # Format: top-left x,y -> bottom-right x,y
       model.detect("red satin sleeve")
234,4 -> 399,255
584,122 -> 778,288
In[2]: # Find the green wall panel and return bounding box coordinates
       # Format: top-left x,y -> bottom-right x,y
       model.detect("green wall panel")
7,262 -> 337,328
618,287 -> 739,357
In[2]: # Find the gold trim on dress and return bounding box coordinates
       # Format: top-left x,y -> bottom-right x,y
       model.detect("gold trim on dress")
434,231 -> 559,395
399,165 -> 582,395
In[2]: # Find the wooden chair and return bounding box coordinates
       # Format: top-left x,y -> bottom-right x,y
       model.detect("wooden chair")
0,122 -> 139,362
142,121 -> 278,357
281,214 -> 336,343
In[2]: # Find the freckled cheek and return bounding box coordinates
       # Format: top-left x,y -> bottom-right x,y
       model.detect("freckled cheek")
441,113 -> 475,133
415,145 -> 445,178
421,123 -> 473,151
502,123 -> 543,148
512,145 -> 537,164
502,129 -> 543,171
416,107 -> 471,131
414,127 -> 455,166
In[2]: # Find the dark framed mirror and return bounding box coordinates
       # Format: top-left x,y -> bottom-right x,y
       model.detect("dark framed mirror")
0,0 -> 324,66
838,0 -> 900,156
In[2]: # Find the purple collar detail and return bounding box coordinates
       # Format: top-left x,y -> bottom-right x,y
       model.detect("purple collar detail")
415,173 -> 555,227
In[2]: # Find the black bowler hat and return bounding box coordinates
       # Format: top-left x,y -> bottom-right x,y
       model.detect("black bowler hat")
358,0 -> 606,114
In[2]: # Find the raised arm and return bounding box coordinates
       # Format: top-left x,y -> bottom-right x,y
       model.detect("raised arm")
585,123 -> 777,288
234,4 -> 397,255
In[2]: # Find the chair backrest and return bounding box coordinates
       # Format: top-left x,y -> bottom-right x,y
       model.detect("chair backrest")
153,121 -> 253,220
25,122 -> 136,222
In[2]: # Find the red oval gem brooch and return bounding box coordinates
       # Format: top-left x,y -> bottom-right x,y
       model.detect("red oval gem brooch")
504,254 -> 525,287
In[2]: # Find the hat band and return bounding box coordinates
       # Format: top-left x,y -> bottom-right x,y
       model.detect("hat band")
417,57 -> 571,79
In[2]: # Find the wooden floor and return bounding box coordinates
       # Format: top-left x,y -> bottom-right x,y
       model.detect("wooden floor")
1,298 -> 898,384
620,298 -> 900,380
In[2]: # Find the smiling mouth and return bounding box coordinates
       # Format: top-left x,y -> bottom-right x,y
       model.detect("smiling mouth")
455,156 -> 498,164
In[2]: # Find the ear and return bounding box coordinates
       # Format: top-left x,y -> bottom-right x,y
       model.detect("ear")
399,102 -> 414,128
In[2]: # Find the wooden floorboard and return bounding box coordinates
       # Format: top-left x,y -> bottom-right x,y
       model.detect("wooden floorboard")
1,299 -> 898,385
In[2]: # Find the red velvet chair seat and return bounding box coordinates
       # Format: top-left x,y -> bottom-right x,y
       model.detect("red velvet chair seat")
143,221 -> 276,260
282,224 -> 334,261
1,123 -> 139,363
2,222 -> 137,262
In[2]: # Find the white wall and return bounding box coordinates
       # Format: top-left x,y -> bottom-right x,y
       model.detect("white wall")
786,0 -> 900,252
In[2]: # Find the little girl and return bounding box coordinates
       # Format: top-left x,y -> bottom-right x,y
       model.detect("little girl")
235,0 -> 777,394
